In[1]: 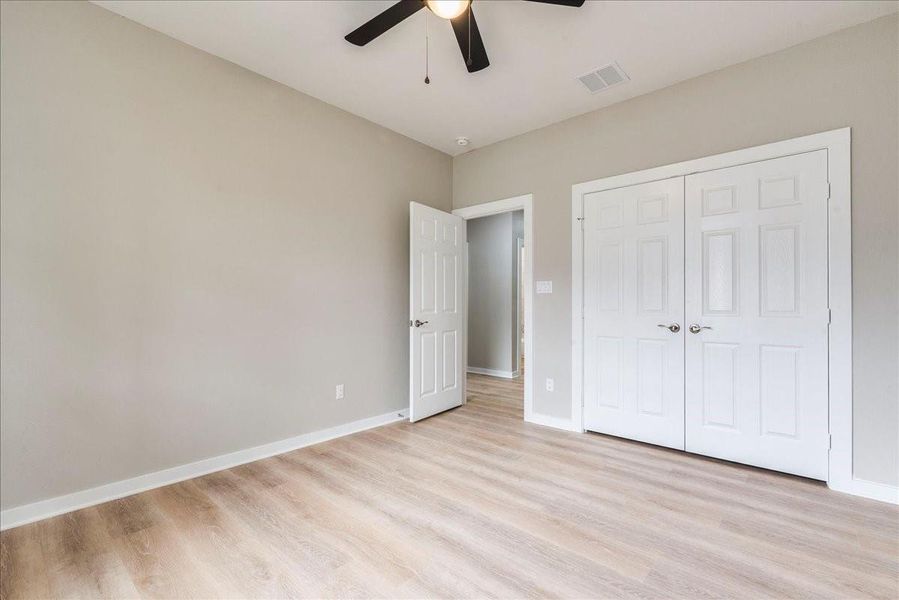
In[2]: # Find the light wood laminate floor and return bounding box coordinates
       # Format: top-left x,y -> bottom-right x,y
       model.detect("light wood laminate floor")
2,373 -> 898,598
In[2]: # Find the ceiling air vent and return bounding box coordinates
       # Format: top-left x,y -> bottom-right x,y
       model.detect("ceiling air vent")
577,63 -> 629,94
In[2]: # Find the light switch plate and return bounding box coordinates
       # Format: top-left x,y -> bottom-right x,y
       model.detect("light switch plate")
335,384 -> 344,400
536,280 -> 553,294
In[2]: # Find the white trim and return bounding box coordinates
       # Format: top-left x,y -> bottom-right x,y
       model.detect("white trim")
571,129 -> 849,197
453,194 -> 537,427
454,194 -> 531,220
830,478 -> 899,505
822,130 -> 854,495
516,236 -> 524,375
0,409 -> 408,531
571,128 -> 871,499
467,366 -> 518,379
462,240 -> 469,405
526,412 -> 583,433
571,185 -> 585,433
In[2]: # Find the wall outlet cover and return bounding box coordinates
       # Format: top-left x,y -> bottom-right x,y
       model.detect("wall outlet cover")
335,384 -> 344,400
545,378 -> 554,392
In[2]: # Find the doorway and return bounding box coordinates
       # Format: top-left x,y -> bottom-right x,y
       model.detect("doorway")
466,210 -> 523,381
454,195 -> 534,423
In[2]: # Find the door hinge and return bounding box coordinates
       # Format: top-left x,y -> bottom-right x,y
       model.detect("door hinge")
828,434 -> 833,450
577,217 -> 585,230
827,308 -> 832,325
826,181 -> 831,200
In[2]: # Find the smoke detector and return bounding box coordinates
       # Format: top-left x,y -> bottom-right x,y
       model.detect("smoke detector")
577,62 -> 629,94
456,137 -> 470,147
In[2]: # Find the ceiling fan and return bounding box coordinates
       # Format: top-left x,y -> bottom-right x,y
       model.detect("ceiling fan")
345,0 -> 586,74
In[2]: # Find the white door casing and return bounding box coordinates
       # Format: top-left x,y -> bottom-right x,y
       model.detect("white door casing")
573,129 -> 870,499
410,202 -> 466,422
583,178 -> 686,450
684,150 -> 830,480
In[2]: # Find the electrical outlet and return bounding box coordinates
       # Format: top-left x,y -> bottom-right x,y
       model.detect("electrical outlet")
536,280 -> 553,294
545,378 -> 554,392
335,384 -> 344,400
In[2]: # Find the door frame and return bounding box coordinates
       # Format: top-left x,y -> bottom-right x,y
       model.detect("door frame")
570,128 -> 866,499
515,236 -> 524,378
454,194 -> 534,423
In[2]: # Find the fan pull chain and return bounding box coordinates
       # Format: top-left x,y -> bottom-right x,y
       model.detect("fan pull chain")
424,10 -> 430,84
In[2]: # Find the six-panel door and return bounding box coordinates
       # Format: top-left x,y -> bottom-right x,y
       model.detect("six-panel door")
684,150 -> 830,479
410,202 -> 466,422
582,150 -> 830,479
583,178 -> 686,450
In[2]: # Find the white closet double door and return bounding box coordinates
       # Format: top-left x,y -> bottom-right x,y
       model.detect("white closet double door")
583,150 -> 830,480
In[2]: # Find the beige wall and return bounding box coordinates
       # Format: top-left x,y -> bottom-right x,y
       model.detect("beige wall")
453,15 -> 899,486
0,1 -> 452,510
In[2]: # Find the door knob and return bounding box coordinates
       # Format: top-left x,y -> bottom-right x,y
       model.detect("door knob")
689,324 -> 712,334
657,323 -> 680,333
413,319 -> 429,328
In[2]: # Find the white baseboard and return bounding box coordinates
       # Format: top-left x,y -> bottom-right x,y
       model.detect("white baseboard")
7,403 -> 890,531
467,366 -> 517,379
0,408 -> 409,531
828,477 -> 899,505
525,412 -> 582,433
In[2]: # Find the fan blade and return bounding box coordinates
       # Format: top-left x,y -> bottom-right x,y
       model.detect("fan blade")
345,0 -> 425,46
522,0 -> 586,6
450,7 -> 489,73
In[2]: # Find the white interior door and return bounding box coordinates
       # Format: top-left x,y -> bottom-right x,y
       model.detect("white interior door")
583,178 -> 685,450
410,202 -> 466,422
684,150 -> 830,479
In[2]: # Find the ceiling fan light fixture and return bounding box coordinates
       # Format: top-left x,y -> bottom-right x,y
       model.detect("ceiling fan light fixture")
426,0 -> 470,20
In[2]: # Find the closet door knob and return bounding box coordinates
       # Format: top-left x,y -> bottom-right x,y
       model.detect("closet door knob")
657,323 -> 680,333
689,324 -> 712,334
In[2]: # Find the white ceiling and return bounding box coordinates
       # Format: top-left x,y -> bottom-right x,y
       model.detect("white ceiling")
92,1 -> 896,156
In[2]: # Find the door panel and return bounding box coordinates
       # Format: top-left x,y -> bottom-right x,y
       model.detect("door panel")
583,178 -> 685,450
684,150 -> 829,480
410,202 -> 466,422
